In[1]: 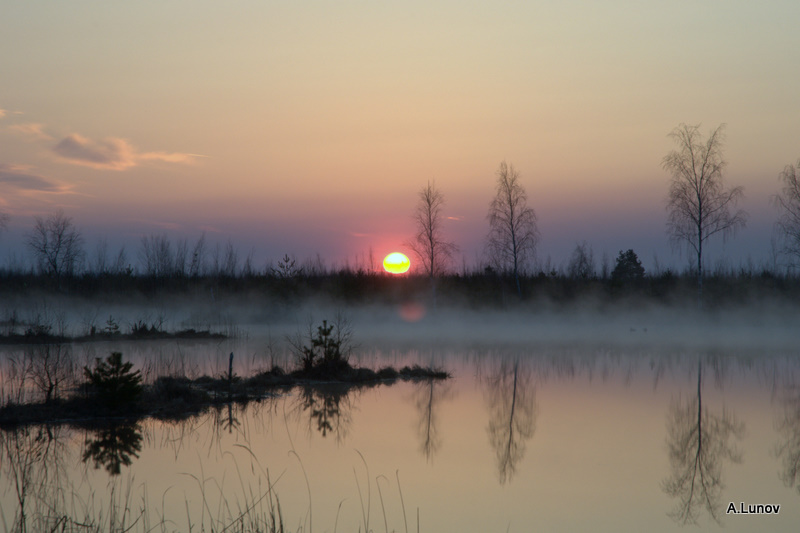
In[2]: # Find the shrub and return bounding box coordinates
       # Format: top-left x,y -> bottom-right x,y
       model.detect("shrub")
83,352 -> 143,411
290,318 -> 353,374
611,249 -> 645,283
28,343 -> 74,403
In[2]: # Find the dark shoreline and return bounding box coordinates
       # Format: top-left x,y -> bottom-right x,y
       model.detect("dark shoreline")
0,328 -> 226,345
0,363 -> 450,428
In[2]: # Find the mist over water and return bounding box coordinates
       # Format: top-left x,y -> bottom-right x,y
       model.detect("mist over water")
5,287 -> 799,351
2,290 -> 800,532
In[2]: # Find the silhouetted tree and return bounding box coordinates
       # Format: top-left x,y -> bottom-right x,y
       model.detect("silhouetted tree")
27,343 -> 74,403
663,124 -> 746,295
486,161 -> 539,297
662,360 -> 744,525
407,180 -> 457,278
83,352 -> 143,412
484,359 -> 537,484
773,158 -> 800,266
272,253 -> 302,279
289,317 -> 353,374
567,241 -> 595,279
0,212 -> 8,233
25,209 -> 85,278
611,249 -> 645,283
139,234 -> 175,277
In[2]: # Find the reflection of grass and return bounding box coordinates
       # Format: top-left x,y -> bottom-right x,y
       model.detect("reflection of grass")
1,468 -> 289,533
1,458 -> 419,533
1,401 -> 424,533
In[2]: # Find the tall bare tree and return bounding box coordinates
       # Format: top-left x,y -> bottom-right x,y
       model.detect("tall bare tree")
0,212 -> 8,232
773,159 -> 800,266
25,209 -> 84,278
663,124 -> 746,295
407,180 -> 457,278
486,161 -> 539,297
567,240 -> 595,279
138,234 -> 174,277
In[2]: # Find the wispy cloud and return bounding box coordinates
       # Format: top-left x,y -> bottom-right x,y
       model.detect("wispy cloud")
0,109 -> 23,119
52,134 -> 137,170
139,151 -> 205,164
9,122 -> 53,141
52,133 -> 203,170
0,164 -> 61,192
447,216 -> 463,221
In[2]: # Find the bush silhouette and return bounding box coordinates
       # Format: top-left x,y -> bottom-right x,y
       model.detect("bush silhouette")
294,319 -> 352,374
83,352 -> 143,411
611,249 -> 645,283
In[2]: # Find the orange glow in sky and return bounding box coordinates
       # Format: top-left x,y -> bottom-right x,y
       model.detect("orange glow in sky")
383,252 -> 410,274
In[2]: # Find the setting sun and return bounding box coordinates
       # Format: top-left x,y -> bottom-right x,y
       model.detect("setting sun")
383,252 -> 411,274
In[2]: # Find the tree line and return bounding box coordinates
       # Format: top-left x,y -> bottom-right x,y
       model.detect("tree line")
2,123 -> 800,293
407,123 -> 800,299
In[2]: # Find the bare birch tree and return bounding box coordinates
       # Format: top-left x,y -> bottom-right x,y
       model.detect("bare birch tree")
773,159 -> 800,266
406,180 -> 457,278
486,161 -> 539,297
663,124 -> 746,295
138,234 -> 174,277
25,209 -> 85,278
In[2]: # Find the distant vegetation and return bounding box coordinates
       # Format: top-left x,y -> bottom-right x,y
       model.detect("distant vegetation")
0,248 -> 797,311
2,130 -> 800,310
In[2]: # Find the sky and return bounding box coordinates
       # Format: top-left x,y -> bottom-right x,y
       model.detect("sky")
1,1 -> 799,274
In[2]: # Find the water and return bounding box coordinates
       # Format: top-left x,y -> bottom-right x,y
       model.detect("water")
2,335 -> 800,532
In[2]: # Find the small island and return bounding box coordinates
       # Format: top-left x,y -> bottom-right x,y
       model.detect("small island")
0,315 -> 226,345
0,320 -> 449,427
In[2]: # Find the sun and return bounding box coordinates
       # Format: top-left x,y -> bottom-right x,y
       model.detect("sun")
383,252 -> 411,274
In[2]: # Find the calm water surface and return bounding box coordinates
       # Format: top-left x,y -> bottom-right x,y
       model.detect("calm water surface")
2,335 -> 800,532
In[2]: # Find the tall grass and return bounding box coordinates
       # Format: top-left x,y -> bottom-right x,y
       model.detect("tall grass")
0,438 -> 421,533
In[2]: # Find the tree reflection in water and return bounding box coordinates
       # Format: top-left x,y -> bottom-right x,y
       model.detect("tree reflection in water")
662,359 -> 744,525
296,383 -> 354,441
775,382 -> 800,493
217,400 -> 241,435
412,378 -> 454,461
483,358 -> 537,485
82,422 -> 143,476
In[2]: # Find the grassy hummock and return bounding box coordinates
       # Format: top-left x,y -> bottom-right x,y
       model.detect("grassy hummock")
0,361 -> 449,427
